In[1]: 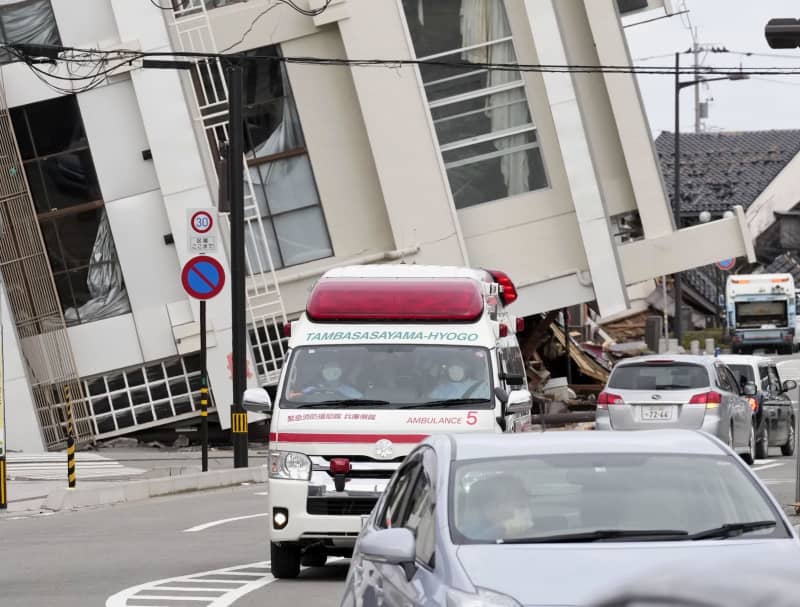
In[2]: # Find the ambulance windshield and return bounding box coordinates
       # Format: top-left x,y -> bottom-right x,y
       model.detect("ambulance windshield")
282,345 -> 493,408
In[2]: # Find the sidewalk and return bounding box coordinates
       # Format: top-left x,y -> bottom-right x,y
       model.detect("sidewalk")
1,446 -> 269,516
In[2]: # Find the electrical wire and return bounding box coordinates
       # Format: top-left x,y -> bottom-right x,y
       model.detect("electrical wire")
220,0 -> 333,53
8,43 -> 800,84
148,0 -> 175,9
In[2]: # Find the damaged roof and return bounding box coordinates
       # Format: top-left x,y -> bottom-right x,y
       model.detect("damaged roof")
655,130 -> 800,215
764,252 -> 800,283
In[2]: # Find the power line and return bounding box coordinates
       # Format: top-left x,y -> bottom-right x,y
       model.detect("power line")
7,43 -> 800,81
220,2 -> 282,53
220,0 -> 332,52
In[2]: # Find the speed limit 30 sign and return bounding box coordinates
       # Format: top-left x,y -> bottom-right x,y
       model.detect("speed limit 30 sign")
187,208 -> 218,253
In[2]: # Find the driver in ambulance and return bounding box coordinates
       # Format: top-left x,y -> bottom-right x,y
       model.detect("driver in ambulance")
296,358 -> 363,399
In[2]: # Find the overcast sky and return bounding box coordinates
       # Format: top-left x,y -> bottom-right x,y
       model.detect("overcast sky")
624,0 -> 800,136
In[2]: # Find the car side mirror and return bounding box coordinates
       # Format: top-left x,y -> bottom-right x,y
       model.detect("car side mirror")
783,379 -> 798,393
500,373 -> 525,387
242,388 -> 272,414
506,389 -> 532,414
494,386 -> 509,405
359,527 -> 417,581
743,383 -> 757,397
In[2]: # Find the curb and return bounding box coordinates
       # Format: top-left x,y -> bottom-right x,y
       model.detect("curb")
42,466 -> 269,511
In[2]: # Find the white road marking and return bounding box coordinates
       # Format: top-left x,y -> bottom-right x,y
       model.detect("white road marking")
106,561 -> 275,607
254,491 -> 269,496
183,513 -> 268,533
5,453 -> 145,480
753,462 -> 785,472
754,459 -> 774,465
107,559 -> 344,606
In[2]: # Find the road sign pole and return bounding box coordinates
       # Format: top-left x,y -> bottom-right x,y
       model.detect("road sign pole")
227,60 -> 248,469
65,385 -> 75,489
200,300 -> 209,472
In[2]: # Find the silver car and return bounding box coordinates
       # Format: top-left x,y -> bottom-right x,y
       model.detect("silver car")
339,430 -> 799,607
595,355 -> 757,464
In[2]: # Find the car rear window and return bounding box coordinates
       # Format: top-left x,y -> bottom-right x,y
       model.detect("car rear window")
608,363 -> 709,391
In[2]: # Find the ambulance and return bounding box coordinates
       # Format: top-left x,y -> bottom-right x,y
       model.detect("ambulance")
242,264 -> 532,578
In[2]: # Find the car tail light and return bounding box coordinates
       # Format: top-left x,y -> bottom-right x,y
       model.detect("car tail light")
330,458 -> 351,475
516,317 -> 525,332
499,323 -> 509,337
689,391 -> 721,409
597,391 -> 623,409
283,321 -> 292,338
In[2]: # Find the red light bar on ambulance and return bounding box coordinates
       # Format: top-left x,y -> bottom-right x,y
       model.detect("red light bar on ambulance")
486,269 -> 518,305
306,278 -> 484,322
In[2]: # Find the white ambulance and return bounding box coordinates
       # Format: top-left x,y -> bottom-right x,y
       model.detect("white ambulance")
242,265 -> 532,578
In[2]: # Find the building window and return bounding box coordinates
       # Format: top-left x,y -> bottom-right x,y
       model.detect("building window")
82,354 -> 205,436
402,0 -> 548,209
0,0 -> 60,62
192,46 -> 332,272
11,95 -> 131,326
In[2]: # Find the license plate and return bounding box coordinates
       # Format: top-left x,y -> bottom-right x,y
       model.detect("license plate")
641,405 -> 673,421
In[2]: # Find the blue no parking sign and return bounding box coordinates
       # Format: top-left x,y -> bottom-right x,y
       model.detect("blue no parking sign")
181,255 -> 226,300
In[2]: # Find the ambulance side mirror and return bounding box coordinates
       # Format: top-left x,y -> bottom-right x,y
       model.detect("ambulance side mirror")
242,388 -> 272,415
506,389 -> 532,414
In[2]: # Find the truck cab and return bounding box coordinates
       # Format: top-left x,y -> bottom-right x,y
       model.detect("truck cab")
243,265 -> 532,578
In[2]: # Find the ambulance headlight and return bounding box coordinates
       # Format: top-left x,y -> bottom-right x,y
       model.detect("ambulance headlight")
269,451 -> 312,480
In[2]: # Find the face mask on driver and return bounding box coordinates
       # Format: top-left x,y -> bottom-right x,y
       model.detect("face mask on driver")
447,365 -> 465,382
322,364 -> 342,382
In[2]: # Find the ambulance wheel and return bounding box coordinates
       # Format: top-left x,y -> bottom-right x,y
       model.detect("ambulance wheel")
271,542 -> 301,579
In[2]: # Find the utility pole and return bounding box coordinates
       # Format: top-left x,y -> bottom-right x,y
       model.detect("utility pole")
673,52 -> 684,343
693,38 -> 701,133
226,60 -> 249,469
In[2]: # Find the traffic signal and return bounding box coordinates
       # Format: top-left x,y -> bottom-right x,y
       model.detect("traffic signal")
765,18 -> 800,49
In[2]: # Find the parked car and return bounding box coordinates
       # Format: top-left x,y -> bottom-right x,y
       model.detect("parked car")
595,355 -> 757,464
719,355 -> 797,459
339,430 -> 799,607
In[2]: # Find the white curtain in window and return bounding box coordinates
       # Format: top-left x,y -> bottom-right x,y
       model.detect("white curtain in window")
64,209 -> 131,324
0,0 -> 59,46
459,0 -> 530,196
246,69 -> 310,213
243,68 -> 322,269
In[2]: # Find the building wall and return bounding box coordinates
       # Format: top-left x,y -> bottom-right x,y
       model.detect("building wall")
746,152 -> 800,242
2,283 -> 44,453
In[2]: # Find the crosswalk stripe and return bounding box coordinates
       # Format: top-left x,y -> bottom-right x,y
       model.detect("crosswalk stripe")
4,453 -> 145,480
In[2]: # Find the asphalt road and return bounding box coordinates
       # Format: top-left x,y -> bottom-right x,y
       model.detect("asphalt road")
1,450 -> 798,607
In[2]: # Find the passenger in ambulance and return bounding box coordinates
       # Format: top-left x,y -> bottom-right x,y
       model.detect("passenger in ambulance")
299,359 -> 363,399
428,352 -> 490,400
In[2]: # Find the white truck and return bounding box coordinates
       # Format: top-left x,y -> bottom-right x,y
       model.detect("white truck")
726,273 -> 798,355
242,264 -> 532,578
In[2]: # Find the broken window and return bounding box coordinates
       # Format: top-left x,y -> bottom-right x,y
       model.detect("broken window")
192,45 -> 333,272
0,0 -> 60,62
11,95 -> 131,326
402,0 -> 548,209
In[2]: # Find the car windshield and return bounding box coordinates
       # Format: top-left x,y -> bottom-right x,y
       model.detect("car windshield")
450,453 -> 785,544
282,344 -> 493,408
727,364 -> 755,391
608,363 -> 709,391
